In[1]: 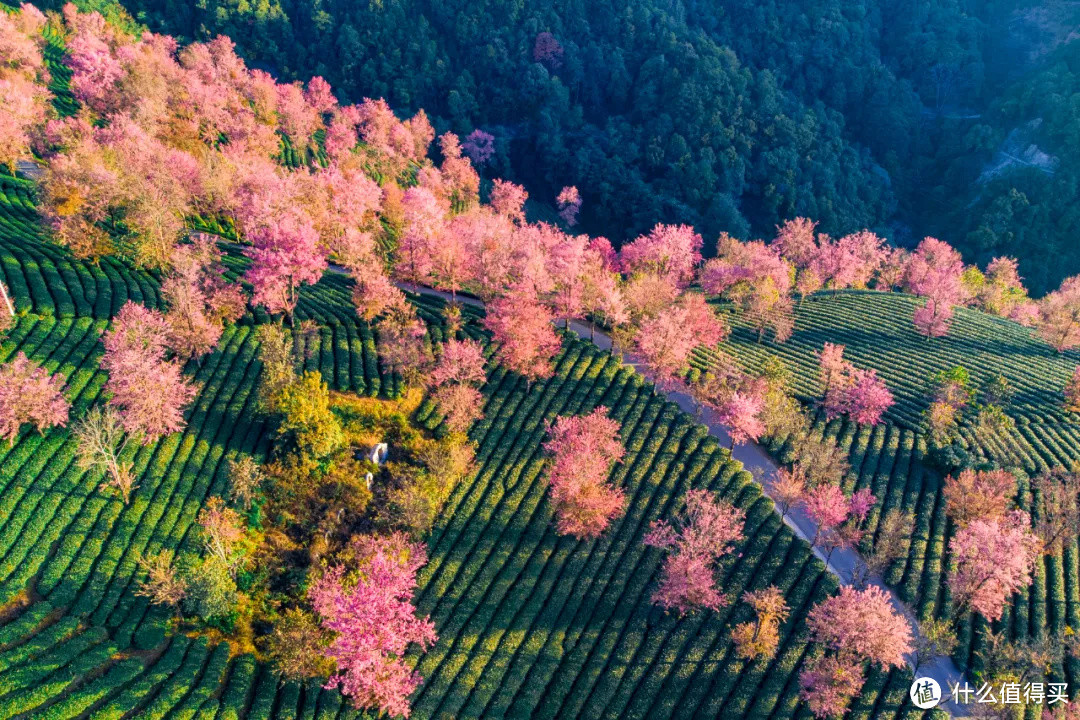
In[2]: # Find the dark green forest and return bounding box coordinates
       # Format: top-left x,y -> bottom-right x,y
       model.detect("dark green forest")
45,0 -> 1080,293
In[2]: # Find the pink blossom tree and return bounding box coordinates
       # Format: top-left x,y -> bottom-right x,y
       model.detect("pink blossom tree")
803,483 -> 850,546
904,237 -> 966,339
771,217 -> 819,269
461,129 -> 495,166
163,235 -> 246,360
308,532 -> 437,718
825,367 -> 894,426
543,407 -> 626,538
0,352 -> 70,444
1035,275 -> 1080,352
489,179 -> 527,224
799,655 -> 864,719
620,224 -> 703,288
700,235 -> 794,343
429,339 -> 487,433
949,509 -> 1042,621
101,302 -> 198,442
483,289 -> 562,385
806,584 -> 913,668
634,293 -> 727,384
556,186 -> 582,226
717,390 -> 765,450
243,213 -> 327,325
643,488 -> 746,614
533,31 -> 564,69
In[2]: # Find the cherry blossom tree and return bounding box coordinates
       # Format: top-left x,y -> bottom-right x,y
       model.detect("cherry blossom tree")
803,483 -> 850,546
243,213 -> 327,324
771,217 -> 819,269
378,303 -> 430,386
799,655 -> 864,719
429,339 -> 487,433
461,129 -> 495,166
483,290 -> 562,385
717,389 -> 765,449
101,302 -> 198,442
533,31 -> 564,69
904,237 -> 966,338
1035,275 -> 1080,352
634,293 -> 727,384
701,235 -> 794,342
0,6 -> 52,173
556,186 -> 582,226
816,342 -> 847,397
0,352 -> 70,444
643,489 -> 745,614
824,367 -> 894,426
308,532 -> 437,718
197,495 -> 245,569
806,585 -> 913,669
543,407 -> 626,538
489,179 -> 527,224
949,509 -> 1042,621
162,235 -> 246,360
620,224 -> 703,288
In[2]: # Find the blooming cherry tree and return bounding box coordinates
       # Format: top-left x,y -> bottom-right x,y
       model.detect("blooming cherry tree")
643,489 -> 745,614
308,532 -> 437,718
949,510 -> 1042,621
543,407 -> 626,538
0,352 -> 69,444
483,290 -> 562,384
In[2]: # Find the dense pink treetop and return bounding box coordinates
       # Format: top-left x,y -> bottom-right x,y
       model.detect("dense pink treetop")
275,80 -> 322,147
912,297 -> 954,338
243,213 -> 327,321
818,345 -> 893,425
543,407 -> 626,538
0,5 -> 52,172
771,217 -> 820,269
717,390 -> 766,449
848,487 -> 876,523
556,186 -> 582,226
828,367 -> 893,426
461,129 -> 495,166
700,236 -> 792,297
950,509 -> 1041,621
813,231 -> 886,290
308,532 -> 437,718
430,339 -> 486,388
634,293 -> 727,383
0,352 -> 70,444
433,384 -> 484,434
807,585 -> 913,669
483,290 -> 562,383
876,247 -> 910,291
102,302 -> 198,442
644,489 -> 746,614
533,31 -> 564,69
620,224 -> 703,288
949,510 -> 1042,621
799,655 -> 864,720
547,233 -> 592,326
489,179 -> 528,224
396,186 -> 445,284
905,237 -> 966,338
803,483 -> 850,533
1036,275 -> 1080,352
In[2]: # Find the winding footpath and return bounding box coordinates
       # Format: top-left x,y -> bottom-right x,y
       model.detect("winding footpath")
397,282 -> 968,716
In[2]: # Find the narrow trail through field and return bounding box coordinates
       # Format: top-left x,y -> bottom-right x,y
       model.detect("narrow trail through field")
395,282 -> 968,716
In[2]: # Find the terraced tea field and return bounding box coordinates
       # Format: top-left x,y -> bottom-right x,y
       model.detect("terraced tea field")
0,166 -> 936,717
694,290 -> 1080,683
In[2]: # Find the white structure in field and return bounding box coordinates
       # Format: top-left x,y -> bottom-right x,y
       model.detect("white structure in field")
370,442 -> 388,466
